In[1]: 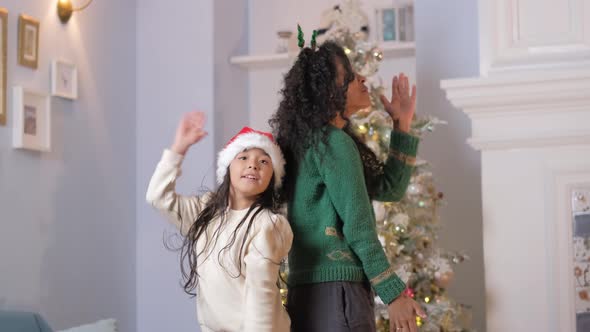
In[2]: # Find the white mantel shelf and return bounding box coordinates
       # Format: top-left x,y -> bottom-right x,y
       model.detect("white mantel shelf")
441,68 -> 590,151
230,42 -> 415,69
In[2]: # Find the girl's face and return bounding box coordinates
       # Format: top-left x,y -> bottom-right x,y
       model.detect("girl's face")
229,148 -> 274,200
335,58 -> 370,117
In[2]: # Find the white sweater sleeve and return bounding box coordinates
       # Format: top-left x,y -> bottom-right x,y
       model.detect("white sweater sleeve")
145,149 -> 209,235
243,213 -> 293,332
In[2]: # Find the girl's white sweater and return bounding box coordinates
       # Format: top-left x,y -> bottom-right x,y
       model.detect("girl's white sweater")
146,149 -> 292,332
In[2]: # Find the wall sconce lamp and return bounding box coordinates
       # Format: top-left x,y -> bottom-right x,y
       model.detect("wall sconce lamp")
57,0 -> 94,24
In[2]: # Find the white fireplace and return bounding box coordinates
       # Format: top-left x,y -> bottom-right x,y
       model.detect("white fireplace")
441,1 -> 590,331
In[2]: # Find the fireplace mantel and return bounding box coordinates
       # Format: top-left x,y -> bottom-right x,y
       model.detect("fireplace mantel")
441,69 -> 590,151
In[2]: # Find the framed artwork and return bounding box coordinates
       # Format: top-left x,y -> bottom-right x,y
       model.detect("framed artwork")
375,3 -> 414,43
18,14 -> 40,69
375,7 -> 397,42
51,60 -> 78,99
12,86 -> 51,151
398,4 -> 414,42
0,8 -> 7,126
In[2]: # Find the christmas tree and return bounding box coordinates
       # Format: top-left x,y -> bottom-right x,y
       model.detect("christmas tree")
309,1 -> 474,331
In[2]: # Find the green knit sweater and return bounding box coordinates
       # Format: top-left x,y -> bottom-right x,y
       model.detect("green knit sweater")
287,125 -> 419,304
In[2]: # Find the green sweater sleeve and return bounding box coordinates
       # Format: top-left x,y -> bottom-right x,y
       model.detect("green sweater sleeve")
371,130 -> 420,202
314,129 -> 406,304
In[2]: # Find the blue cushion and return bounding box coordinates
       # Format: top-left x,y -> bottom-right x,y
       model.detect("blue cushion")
0,311 -> 53,332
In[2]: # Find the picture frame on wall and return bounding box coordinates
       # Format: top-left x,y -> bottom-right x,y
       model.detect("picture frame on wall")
51,60 -> 78,100
13,86 -> 51,152
374,2 -> 414,43
18,14 -> 40,69
375,6 -> 397,43
398,4 -> 414,42
0,8 -> 7,126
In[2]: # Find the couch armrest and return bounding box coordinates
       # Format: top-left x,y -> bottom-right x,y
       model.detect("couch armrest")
0,310 -> 53,332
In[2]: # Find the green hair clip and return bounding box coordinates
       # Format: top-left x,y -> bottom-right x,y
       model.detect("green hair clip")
310,30 -> 318,50
297,24 -> 305,48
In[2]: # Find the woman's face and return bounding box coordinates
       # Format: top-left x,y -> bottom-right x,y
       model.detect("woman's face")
335,58 -> 371,117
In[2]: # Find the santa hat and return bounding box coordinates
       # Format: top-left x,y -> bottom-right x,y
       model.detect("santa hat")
217,127 -> 286,190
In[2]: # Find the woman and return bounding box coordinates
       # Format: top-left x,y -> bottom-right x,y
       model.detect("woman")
270,41 -> 425,332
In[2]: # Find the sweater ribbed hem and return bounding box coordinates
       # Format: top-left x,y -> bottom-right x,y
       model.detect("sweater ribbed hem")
287,266 -> 367,286
390,130 -> 419,156
287,266 -> 406,304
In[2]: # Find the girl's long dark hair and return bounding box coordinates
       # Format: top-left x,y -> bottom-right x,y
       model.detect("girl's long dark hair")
177,170 -> 280,296
269,41 -> 384,199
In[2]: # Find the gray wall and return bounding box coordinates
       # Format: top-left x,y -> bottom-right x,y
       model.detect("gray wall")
0,0 -> 136,331
214,1 -> 249,153
415,1 -> 485,331
136,1 -> 215,331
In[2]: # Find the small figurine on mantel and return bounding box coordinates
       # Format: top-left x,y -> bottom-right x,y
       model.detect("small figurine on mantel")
276,30 -> 294,53
316,0 -> 370,44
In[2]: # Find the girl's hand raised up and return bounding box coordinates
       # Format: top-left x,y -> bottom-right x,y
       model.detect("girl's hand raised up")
379,73 -> 416,133
171,111 -> 208,155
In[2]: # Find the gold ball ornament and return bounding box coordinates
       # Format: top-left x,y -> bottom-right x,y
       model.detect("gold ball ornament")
435,271 -> 455,289
357,123 -> 368,134
373,48 -> 384,61
370,135 -> 379,143
416,316 -> 423,327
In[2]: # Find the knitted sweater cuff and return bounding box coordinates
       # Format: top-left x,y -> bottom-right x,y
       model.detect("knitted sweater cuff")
162,149 -> 184,166
390,130 -> 419,156
373,273 -> 407,305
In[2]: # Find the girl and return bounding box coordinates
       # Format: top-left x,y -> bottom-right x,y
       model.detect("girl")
146,112 -> 292,332
270,41 -> 426,332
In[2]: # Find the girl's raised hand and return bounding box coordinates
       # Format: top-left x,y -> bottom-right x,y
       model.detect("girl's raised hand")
379,73 -> 416,133
171,111 -> 208,155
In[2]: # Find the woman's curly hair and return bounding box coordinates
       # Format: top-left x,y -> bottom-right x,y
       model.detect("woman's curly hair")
270,41 -> 354,156
270,41 -> 384,200
269,41 -> 353,199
